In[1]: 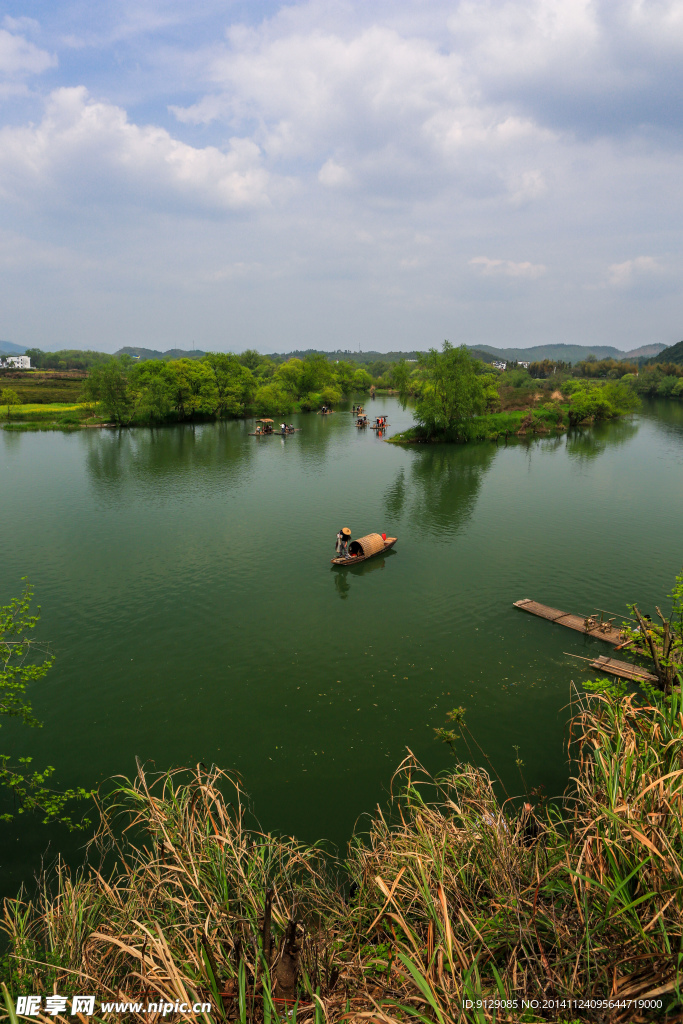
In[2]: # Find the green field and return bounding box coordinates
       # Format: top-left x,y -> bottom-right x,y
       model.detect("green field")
0,373 -> 85,404
0,402 -> 102,430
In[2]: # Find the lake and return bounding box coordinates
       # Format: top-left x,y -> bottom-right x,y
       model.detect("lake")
1,398 -> 682,897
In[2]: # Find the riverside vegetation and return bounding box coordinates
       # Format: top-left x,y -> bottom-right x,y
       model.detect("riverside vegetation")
2,573 -> 683,1023
1,345 -> 646,442
388,345 -> 640,444
0,352 -> 377,430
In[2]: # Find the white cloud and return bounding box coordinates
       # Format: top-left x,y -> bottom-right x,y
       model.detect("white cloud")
169,21 -> 558,212
318,158 -> 351,187
0,87 -> 270,211
2,1 -> 683,351
0,27 -> 56,77
2,16 -> 41,34
608,256 -> 659,287
470,256 -> 547,279
448,0 -> 600,82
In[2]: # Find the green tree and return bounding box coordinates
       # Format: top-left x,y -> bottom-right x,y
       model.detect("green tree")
567,380 -> 639,425
414,343 -> 486,436
299,353 -> 334,395
273,358 -> 305,397
352,368 -> 372,392
132,360 -> 174,421
163,359 -> 216,419
238,349 -> 263,372
391,359 -> 410,395
1,387 -> 21,422
203,353 -> 256,416
82,358 -> 137,425
254,382 -> 293,416
1,582 -> 92,825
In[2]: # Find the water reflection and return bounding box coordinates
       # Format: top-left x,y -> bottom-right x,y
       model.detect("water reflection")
386,444 -> 498,537
85,422 -> 253,491
640,399 -> 683,442
565,419 -> 638,463
331,552 -> 396,598
384,467 -> 406,518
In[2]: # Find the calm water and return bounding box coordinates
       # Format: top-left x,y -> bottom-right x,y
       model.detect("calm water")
1,398 -> 683,895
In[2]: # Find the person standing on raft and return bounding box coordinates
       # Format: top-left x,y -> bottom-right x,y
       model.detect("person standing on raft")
335,527 -> 351,558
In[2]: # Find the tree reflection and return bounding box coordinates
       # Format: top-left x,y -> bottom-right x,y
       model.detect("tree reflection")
85,422 -> 253,490
383,443 -> 498,538
639,398 -> 683,441
565,418 -> 638,463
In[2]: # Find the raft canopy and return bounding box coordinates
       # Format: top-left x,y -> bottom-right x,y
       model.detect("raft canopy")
348,533 -> 386,557
257,418 -> 274,423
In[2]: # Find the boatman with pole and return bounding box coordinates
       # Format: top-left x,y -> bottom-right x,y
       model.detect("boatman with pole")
335,527 -> 351,559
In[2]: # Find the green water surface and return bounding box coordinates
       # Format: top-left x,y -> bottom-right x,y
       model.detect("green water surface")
1,398 -> 682,895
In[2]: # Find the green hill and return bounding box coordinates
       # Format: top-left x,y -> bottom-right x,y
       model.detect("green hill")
647,340 -> 683,365
468,342 -> 666,363
115,346 -> 206,361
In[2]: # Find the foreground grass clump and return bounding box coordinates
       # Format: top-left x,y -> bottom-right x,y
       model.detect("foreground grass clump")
3,689 -> 683,1023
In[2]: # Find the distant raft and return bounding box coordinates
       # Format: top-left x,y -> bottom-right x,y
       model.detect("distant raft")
331,533 -> 397,566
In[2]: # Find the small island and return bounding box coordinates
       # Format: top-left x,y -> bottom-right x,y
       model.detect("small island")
387,343 -> 641,445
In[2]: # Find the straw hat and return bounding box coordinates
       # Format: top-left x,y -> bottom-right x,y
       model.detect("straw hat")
342,527 -> 351,537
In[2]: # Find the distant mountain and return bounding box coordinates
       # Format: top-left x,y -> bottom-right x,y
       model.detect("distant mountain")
623,343 -> 667,359
0,340 -> 26,354
271,349 -> 422,363
467,342 -> 666,363
647,340 -> 683,366
115,346 -> 206,361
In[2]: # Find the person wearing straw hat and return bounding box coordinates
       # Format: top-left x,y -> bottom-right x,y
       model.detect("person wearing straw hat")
335,527 -> 351,558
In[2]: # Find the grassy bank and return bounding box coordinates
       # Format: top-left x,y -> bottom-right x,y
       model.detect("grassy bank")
0,403 -> 104,431
389,406 -> 570,444
3,688 -> 682,1023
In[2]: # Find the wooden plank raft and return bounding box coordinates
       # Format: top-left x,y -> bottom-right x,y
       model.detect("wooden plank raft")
514,598 -> 625,646
589,655 -> 658,684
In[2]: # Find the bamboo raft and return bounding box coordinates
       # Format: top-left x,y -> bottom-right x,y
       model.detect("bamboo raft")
513,598 -> 625,646
565,652 -> 658,684
516,598 -> 661,685
589,656 -> 657,684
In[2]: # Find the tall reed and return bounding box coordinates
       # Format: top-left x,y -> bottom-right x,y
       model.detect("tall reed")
3,688 -> 683,1023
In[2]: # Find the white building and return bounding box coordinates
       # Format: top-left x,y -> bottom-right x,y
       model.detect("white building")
1,355 -> 31,369
492,360 -> 507,370
518,361 -> 530,369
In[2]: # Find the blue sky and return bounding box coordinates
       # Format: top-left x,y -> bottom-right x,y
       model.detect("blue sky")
1,0 -> 682,353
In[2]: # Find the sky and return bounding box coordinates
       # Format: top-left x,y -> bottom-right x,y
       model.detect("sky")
0,0 -> 682,354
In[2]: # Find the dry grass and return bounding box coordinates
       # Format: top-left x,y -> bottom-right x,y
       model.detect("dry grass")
3,689 -> 683,1023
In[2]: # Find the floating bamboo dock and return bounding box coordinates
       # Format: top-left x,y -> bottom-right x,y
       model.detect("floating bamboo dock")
516,598 -> 661,685
565,652 -> 658,684
513,598 -> 625,646
589,655 -> 657,684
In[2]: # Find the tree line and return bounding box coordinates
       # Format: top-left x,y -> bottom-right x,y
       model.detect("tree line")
81,352 -> 377,425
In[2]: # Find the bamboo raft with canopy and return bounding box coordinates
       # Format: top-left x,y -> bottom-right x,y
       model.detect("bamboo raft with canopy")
331,532 -> 397,566
249,418 -> 275,436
